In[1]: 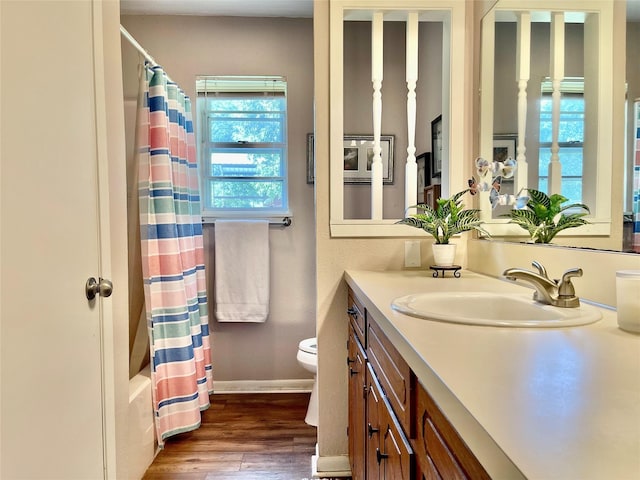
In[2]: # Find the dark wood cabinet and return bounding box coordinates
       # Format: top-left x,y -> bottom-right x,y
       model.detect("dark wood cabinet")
365,364 -> 383,480
347,286 -> 489,480
367,317 -> 413,434
413,382 -> 490,480
348,287 -> 414,480
366,362 -> 414,480
348,324 -> 367,480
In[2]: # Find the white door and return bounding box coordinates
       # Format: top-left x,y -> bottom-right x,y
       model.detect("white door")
1,1 -> 112,478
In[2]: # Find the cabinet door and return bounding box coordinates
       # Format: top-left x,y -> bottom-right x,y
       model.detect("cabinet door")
414,383 -> 490,480
380,395 -> 414,480
366,362 -> 414,480
366,364 -> 383,480
349,326 -> 367,480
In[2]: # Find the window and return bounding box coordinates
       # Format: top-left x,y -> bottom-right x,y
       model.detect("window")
196,76 -> 289,217
538,78 -> 584,204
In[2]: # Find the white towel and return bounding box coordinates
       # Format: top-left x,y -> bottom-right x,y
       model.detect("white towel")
214,220 -> 270,322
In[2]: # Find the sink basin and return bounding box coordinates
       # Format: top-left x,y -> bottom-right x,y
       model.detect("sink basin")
391,292 -> 602,327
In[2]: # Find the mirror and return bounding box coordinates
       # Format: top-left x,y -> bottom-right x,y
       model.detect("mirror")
328,1 -> 468,237
479,0 -> 639,253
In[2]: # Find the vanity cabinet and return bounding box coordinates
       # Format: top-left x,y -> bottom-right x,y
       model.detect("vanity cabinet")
347,287 -> 489,480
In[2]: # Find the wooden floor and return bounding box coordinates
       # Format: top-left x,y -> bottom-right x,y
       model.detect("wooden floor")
143,393 -> 317,480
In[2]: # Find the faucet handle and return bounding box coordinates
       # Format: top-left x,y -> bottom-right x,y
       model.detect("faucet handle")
558,268 -> 583,297
532,261 -> 550,280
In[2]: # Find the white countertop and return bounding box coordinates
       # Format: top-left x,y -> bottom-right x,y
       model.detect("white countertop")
345,269 -> 640,480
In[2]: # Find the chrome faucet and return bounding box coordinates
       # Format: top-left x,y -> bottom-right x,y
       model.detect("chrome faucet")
503,261 -> 583,308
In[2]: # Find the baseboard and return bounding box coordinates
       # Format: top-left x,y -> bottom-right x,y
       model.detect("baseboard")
313,453 -> 352,478
213,378 -> 314,394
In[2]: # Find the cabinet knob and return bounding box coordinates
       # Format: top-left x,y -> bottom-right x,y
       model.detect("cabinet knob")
368,423 -> 379,438
349,367 -> 359,377
347,307 -> 358,319
347,356 -> 355,365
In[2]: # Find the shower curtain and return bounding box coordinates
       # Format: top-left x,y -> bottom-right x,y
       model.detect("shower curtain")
634,100 -> 640,252
136,64 -> 213,446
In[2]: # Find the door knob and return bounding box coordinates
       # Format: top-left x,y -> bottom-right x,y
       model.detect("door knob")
86,277 -> 113,300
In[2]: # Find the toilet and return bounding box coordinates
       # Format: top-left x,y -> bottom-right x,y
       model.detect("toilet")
297,337 -> 318,426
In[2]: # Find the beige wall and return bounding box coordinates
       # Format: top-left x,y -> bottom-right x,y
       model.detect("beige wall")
121,15 -> 317,383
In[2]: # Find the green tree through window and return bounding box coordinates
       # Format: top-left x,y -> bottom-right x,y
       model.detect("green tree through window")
538,79 -> 584,205
196,77 -> 289,215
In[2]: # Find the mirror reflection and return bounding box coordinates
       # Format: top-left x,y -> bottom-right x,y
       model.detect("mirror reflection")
490,12 -> 590,220
479,1 -> 639,253
625,1 -> 640,253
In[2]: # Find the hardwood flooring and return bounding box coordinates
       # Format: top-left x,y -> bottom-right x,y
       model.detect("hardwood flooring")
142,393 -> 317,480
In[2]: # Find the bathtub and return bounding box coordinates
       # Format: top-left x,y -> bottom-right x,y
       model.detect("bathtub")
128,366 -> 156,480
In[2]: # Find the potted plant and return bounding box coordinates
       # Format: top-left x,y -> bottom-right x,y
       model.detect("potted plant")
504,189 -> 590,243
397,189 -> 487,266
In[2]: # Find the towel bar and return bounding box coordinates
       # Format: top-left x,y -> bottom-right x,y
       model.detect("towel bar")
203,217 -> 292,227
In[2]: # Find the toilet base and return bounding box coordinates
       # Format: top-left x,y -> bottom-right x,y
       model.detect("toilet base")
305,376 -> 318,427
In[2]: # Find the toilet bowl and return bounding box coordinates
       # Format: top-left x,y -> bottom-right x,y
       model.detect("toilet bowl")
297,337 -> 318,426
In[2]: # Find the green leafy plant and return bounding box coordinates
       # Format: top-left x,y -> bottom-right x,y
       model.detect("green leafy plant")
505,189 -> 590,243
397,189 -> 487,244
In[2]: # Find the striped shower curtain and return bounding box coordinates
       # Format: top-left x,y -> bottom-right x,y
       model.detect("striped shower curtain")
634,100 -> 640,252
137,65 -> 213,446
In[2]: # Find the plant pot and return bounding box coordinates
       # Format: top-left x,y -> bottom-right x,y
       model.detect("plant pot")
432,243 -> 456,267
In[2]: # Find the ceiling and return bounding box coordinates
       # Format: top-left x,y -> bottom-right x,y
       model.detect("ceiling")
120,0 -> 313,17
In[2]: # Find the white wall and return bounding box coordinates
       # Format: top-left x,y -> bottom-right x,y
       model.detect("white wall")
121,15 -> 316,384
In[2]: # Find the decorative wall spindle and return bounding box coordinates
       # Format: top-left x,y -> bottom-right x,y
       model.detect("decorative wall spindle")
515,12 -> 531,192
371,12 -> 384,220
549,12 -> 565,195
405,12 -> 419,214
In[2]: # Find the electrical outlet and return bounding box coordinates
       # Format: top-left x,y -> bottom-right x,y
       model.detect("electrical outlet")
404,240 -> 421,267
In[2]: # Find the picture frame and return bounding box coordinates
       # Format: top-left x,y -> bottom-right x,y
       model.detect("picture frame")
306,133 -> 395,184
492,134 -> 517,195
416,152 -> 431,203
431,115 -> 443,177
424,184 -> 441,211
493,134 -> 517,163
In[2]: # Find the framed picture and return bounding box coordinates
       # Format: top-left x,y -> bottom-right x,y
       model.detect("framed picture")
424,184 -> 441,211
492,134 -> 517,195
493,134 -> 516,163
306,133 -> 395,184
416,152 -> 431,202
431,115 -> 443,177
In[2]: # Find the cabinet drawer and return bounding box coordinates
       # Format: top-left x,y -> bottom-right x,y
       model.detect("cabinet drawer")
348,288 -> 366,346
414,383 -> 490,480
367,317 -> 413,434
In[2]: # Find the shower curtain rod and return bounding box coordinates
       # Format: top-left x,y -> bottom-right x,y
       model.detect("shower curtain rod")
120,25 -> 176,84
